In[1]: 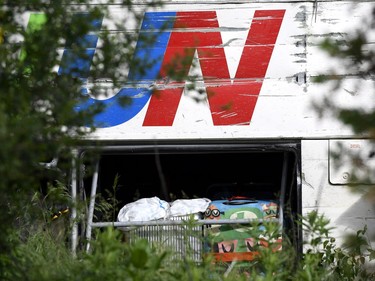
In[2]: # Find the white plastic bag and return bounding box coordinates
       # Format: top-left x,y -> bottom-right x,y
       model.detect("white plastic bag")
169,198 -> 211,217
117,196 -> 170,222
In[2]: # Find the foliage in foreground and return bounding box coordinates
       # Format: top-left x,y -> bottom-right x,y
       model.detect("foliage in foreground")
0,0 -> 161,257
1,211 -> 374,281
1,1 -> 375,280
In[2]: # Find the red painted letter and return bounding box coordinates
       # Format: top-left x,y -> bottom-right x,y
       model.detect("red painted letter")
143,10 -> 285,126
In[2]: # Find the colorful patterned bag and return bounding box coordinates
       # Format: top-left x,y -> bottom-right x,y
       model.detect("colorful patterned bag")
204,196 -> 281,263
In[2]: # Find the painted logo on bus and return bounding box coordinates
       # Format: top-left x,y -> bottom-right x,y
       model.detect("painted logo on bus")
29,10 -> 285,128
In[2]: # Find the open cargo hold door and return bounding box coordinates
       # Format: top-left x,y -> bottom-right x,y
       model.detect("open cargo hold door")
80,141 -> 301,263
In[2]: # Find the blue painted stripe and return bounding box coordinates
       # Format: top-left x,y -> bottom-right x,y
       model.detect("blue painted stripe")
58,49 -> 96,77
58,13 -> 102,78
77,12 -> 176,128
129,12 -> 174,81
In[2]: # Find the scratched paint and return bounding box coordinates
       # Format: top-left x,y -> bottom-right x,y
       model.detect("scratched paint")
25,1 -> 373,140
142,10 -> 285,126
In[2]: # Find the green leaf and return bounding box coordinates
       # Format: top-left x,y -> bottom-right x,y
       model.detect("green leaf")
131,248 -> 148,268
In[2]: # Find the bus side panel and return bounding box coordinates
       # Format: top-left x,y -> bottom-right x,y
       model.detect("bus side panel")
302,140 -> 375,247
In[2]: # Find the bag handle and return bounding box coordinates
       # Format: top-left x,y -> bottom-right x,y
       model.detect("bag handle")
223,196 -> 257,205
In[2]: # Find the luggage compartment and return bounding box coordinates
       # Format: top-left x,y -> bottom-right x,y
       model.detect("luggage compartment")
83,141 -> 301,260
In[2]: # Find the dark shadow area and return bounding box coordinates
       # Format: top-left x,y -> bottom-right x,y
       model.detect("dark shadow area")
81,141 -> 302,254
